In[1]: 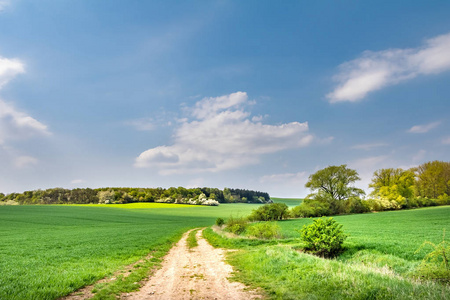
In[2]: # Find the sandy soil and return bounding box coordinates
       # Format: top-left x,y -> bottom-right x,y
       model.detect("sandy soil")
123,229 -> 263,300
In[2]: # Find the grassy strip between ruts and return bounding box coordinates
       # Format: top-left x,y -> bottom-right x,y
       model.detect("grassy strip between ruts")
187,229 -> 200,249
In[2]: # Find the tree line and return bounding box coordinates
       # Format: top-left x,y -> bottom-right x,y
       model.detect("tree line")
0,186 -> 270,205
292,160 -> 450,217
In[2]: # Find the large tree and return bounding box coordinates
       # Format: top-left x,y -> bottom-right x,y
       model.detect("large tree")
305,165 -> 365,201
415,160 -> 450,198
369,168 -> 415,202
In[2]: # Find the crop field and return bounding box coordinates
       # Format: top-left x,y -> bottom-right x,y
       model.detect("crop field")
270,197 -> 303,207
1,202 -> 449,299
0,203 -> 259,299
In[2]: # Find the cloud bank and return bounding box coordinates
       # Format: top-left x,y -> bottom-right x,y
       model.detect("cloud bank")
136,92 -> 313,174
328,32 -> 450,102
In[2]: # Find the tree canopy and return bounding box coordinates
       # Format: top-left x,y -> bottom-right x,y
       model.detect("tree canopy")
305,165 -> 365,201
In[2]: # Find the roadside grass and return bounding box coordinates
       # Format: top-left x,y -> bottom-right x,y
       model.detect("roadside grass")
0,204 -> 261,299
204,206 -> 450,299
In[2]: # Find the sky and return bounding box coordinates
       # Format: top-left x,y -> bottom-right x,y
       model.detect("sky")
0,1 -> 449,198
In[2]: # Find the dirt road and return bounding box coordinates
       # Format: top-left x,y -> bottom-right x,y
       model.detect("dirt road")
124,229 -> 262,300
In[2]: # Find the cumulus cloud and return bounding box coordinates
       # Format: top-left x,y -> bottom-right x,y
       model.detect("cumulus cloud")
407,121 -> 440,133
328,32 -> 450,102
135,92 -> 314,174
0,100 -> 50,144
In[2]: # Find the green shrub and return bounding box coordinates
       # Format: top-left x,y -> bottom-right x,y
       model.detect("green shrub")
247,222 -> 281,239
224,216 -> 248,235
299,217 -> 347,258
215,217 -> 225,227
291,200 -> 330,218
248,203 -> 290,221
344,197 -> 370,214
414,229 -> 450,283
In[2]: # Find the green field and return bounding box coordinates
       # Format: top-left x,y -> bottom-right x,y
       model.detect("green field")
271,197 -> 303,207
1,202 -> 449,299
0,203 -> 258,299
205,205 -> 450,299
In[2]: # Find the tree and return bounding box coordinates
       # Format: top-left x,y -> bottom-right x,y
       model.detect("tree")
306,165 -> 364,201
369,168 -> 415,205
415,161 -> 450,199
305,165 -> 365,214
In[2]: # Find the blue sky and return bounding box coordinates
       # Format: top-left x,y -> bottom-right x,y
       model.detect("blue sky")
0,1 -> 449,197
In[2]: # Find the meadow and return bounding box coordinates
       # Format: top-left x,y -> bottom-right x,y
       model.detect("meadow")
0,203 -> 258,299
205,205 -> 450,299
1,202 -> 449,299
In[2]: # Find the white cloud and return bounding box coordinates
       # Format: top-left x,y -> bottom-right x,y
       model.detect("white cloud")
442,136 -> 450,145
14,155 -> 38,168
0,100 -> 50,144
407,121 -> 440,133
0,56 -> 50,144
351,142 -> 388,151
328,32 -> 450,102
0,56 -> 25,88
135,92 -> 314,174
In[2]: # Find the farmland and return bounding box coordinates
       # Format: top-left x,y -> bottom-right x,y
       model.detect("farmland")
0,203 -> 258,299
0,203 -> 449,299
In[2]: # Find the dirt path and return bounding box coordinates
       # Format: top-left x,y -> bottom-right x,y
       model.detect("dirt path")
123,229 -> 262,300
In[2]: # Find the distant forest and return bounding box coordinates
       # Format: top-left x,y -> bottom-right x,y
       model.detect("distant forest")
0,187 -> 271,205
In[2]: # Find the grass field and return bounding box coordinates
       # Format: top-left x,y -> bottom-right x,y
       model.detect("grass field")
270,197 -> 303,207
0,203 -> 260,299
1,202 -> 449,299
204,205 -> 450,299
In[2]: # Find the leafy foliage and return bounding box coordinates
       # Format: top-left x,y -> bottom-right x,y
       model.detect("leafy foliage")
369,168 -> 415,204
305,165 -> 365,202
0,186 -> 270,206
224,216 -> 248,235
415,229 -> 450,283
215,217 -> 225,227
299,217 -> 347,258
415,161 -> 450,199
248,203 -> 290,221
247,222 -> 281,239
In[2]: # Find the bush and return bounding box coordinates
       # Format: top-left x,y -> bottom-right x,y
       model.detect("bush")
215,217 -> 225,227
414,229 -> 450,283
299,217 -> 347,258
247,222 -> 281,239
291,200 -> 330,218
248,203 -> 289,221
224,216 -> 248,235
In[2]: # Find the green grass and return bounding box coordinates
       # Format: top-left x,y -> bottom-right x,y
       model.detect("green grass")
271,197 -> 303,207
187,229 -> 200,249
2,203 -> 449,299
0,203 -> 261,299
204,206 -> 450,299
